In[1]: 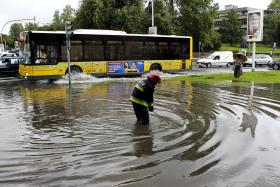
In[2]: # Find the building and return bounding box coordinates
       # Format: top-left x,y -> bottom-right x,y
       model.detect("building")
214,5 -> 260,33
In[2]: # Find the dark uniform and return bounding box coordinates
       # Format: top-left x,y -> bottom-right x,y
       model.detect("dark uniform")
129,77 -> 155,125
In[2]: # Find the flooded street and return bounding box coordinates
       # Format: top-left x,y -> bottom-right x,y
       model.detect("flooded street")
1,74 -> 280,187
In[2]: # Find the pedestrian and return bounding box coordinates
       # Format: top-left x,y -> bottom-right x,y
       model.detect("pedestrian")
233,52 -> 247,77
129,74 -> 161,125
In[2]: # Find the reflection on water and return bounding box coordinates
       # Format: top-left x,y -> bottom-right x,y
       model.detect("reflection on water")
1,77 -> 280,186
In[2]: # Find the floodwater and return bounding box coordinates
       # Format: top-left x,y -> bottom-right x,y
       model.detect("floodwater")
1,74 -> 280,187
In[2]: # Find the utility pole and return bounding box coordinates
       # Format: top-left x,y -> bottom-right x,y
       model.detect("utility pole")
148,0 -> 157,34
252,42 -> 256,72
65,21 -> 73,85
152,0 -> 154,27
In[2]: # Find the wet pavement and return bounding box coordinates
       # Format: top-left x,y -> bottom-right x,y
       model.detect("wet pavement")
1,73 -> 280,186
0,65 -> 270,82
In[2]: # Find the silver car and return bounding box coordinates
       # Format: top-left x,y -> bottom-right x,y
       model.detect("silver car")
244,54 -> 273,66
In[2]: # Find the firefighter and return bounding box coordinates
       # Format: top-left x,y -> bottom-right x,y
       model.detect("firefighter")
129,74 -> 161,125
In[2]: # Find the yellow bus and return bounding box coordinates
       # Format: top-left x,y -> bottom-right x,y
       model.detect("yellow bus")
19,29 -> 193,80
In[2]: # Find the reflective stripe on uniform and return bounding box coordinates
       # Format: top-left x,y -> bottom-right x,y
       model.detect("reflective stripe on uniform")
129,96 -> 148,107
148,103 -> 154,107
135,84 -> 144,92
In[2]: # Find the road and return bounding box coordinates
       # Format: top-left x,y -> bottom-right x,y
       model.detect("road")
0,66 -> 271,82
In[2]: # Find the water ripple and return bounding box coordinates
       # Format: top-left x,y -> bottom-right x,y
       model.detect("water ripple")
0,80 -> 280,186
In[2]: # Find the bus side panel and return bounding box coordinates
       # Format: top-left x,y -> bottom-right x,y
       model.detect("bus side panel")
19,63 -> 67,78
72,61 -> 107,74
144,60 -> 184,71
31,63 -> 67,76
186,59 -> 192,69
189,37 -> 193,69
19,64 -> 32,77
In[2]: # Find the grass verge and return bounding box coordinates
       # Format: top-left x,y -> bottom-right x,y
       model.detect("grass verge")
171,71 -> 280,85
220,43 -> 280,54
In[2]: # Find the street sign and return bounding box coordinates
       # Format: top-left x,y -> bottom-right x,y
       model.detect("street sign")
247,10 -> 264,42
148,26 -> 157,35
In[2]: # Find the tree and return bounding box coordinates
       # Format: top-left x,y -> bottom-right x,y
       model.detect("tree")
4,23 -> 24,49
75,0 -> 146,33
9,23 -> 24,40
61,4 -> 76,23
177,0 -> 221,51
219,9 -> 243,46
263,0 -> 280,45
144,0 -> 174,34
24,22 -> 39,31
75,0 -> 108,29
50,10 -> 63,30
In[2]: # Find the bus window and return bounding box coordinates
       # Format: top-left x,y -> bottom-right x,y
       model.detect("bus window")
105,41 -> 124,61
125,41 -> 143,60
84,40 -> 104,61
46,45 -> 59,64
182,41 -> 190,59
143,42 -> 156,60
169,42 -> 181,59
34,45 -> 59,65
35,45 -> 48,64
61,41 -> 83,62
158,42 -> 168,60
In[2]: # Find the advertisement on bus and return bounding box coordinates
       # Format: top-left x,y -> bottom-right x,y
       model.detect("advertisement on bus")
108,61 -> 144,73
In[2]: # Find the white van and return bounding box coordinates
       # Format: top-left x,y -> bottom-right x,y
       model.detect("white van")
197,51 -> 234,67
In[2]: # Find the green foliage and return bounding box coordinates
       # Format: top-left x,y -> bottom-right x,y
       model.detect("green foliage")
219,9 -> 243,46
61,4 -> 76,23
48,4 -> 76,31
264,0 -> 280,45
24,22 -> 39,31
5,0 -> 224,52
114,5 -> 146,33
177,0 -> 221,51
171,71 -> 280,84
144,0 -> 174,34
75,0 -> 146,33
220,43 -> 280,54
9,23 -> 24,40
75,0 -> 110,29
2,35 -> 14,49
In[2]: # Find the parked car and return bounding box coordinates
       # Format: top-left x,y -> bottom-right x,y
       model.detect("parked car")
268,59 -> 280,70
197,51 -> 234,67
243,54 -> 273,66
0,52 -> 21,74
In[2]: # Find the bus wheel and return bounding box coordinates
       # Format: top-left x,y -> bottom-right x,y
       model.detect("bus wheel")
67,66 -> 82,75
150,63 -> 162,71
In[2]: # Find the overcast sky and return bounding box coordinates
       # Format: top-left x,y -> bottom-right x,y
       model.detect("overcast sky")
0,0 -> 272,35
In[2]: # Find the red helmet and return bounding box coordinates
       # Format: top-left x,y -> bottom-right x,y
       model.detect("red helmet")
149,74 -> 161,85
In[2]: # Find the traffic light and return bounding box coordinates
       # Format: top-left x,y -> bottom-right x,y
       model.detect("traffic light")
65,21 -> 73,37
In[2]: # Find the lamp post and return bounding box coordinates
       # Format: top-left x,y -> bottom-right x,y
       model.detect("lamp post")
148,0 -> 157,34
0,17 -> 36,52
152,0 -> 154,27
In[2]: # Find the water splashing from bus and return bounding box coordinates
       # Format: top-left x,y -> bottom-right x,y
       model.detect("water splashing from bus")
54,71 -> 182,84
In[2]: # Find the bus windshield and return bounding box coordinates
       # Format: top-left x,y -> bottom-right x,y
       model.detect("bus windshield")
19,32 -> 31,64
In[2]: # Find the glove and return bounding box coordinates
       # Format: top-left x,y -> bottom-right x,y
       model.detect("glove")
148,106 -> 154,112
